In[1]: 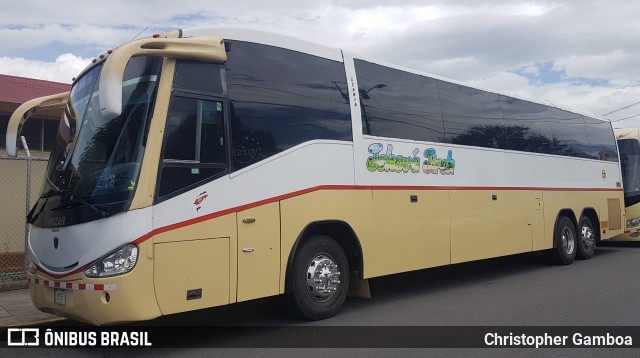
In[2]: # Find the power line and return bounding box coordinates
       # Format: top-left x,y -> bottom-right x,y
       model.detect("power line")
602,100 -> 640,116
610,112 -> 640,122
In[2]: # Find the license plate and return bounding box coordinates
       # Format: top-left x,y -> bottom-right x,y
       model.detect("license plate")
54,288 -> 66,305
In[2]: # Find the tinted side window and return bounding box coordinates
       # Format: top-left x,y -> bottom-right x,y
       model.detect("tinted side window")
499,96 -> 554,154
438,81 -> 506,148
163,97 -> 225,163
355,59 -> 444,142
618,138 -> 640,155
547,107 -> 591,158
225,41 -> 352,170
618,138 -> 640,206
159,97 -> 227,198
157,60 -> 228,199
174,61 -> 225,94
584,116 -> 618,162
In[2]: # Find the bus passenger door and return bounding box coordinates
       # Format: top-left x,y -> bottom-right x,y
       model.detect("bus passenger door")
236,201 -> 281,302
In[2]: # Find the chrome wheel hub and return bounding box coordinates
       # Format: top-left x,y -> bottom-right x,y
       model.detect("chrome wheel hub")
581,225 -> 595,250
561,226 -> 575,255
306,253 -> 341,302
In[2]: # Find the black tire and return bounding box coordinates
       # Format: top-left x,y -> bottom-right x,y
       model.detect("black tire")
549,216 -> 577,265
576,216 -> 596,260
287,235 -> 349,320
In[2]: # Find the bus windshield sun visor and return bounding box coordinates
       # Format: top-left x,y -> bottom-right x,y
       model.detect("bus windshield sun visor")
99,35 -> 227,121
5,92 -> 70,157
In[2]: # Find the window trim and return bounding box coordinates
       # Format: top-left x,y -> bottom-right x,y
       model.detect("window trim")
354,59 -> 617,162
155,93 -> 231,203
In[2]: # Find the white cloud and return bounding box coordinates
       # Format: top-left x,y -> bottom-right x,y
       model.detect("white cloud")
519,64 -> 540,77
0,24 -> 143,53
1,0 -> 639,124
0,54 -> 91,83
553,51 -> 640,86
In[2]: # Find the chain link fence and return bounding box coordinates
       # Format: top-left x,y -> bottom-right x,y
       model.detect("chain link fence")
0,155 -> 48,291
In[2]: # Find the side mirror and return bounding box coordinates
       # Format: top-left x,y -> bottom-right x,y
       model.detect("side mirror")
5,92 -> 69,157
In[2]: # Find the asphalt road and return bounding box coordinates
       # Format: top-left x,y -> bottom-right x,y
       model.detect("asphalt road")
141,240 -> 640,327
7,241 -> 640,357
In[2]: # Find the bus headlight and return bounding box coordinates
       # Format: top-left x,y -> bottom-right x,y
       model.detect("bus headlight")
84,244 -> 138,278
627,217 -> 640,229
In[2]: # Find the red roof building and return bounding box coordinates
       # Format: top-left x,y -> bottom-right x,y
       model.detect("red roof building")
0,74 -> 70,154
0,74 -> 70,106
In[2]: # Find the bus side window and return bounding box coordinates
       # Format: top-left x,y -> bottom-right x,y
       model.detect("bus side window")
158,97 -> 227,198
225,40 -> 352,171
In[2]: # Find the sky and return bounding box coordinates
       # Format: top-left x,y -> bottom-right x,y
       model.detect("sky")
1,0 -> 639,126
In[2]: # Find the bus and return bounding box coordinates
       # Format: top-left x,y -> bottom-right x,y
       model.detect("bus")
6,27 -> 625,325
614,128 -> 640,239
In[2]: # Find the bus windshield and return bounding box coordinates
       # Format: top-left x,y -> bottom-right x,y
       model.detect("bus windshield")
618,138 -> 640,207
33,56 -> 163,228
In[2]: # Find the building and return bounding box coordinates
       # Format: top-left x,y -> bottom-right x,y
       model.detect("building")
0,74 -> 69,281
0,74 -> 70,155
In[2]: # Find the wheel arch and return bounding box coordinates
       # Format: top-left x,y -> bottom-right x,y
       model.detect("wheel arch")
554,209 -> 578,248
285,220 -> 363,293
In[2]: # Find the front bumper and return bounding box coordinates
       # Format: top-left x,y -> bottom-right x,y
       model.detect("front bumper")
28,241 -> 160,325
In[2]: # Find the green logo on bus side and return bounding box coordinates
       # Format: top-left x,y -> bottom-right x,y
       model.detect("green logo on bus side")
366,143 -> 455,175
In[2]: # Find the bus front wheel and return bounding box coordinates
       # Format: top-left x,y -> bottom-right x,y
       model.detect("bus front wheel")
287,235 -> 350,320
550,216 -> 577,265
576,216 -> 596,260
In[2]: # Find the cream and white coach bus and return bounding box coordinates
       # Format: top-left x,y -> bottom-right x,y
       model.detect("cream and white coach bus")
6,27 -> 624,325
614,128 -> 640,239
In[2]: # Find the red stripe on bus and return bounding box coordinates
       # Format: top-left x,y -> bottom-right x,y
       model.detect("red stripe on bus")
134,184 -> 621,245
37,184 -> 623,279
132,185 -> 357,245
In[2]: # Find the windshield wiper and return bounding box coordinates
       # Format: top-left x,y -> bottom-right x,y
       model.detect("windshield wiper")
27,188 -> 72,224
54,197 -> 110,218
77,198 -> 110,217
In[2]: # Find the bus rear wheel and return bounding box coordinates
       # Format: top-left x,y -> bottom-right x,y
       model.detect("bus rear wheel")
576,216 -> 596,260
287,235 -> 349,320
549,216 -> 577,265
